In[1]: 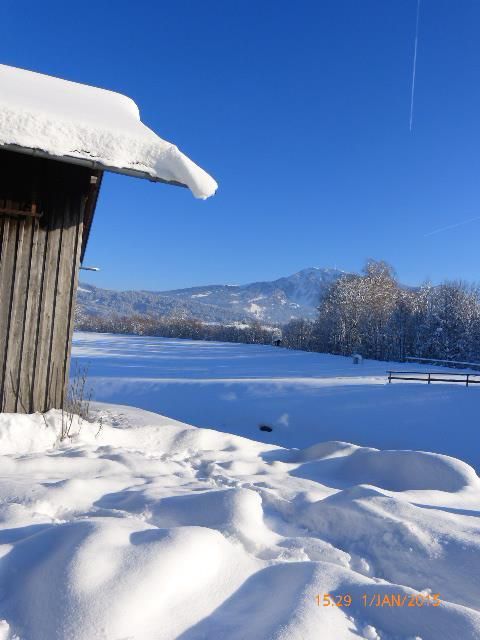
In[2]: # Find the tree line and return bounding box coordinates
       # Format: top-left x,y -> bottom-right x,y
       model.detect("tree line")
282,260 -> 480,363
75,312 -> 277,346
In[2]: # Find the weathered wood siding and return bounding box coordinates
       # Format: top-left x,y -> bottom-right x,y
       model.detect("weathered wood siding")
0,150 -> 99,413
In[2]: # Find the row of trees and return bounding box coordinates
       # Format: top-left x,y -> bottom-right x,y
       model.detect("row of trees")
76,313 -> 277,346
283,260 -> 480,363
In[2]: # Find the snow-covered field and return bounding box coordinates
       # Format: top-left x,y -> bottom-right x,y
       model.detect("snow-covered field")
1,333 -> 479,639
73,332 -> 479,469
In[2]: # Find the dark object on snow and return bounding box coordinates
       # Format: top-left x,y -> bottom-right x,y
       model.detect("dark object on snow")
273,338 -> 282,347
259,424 -> 273,432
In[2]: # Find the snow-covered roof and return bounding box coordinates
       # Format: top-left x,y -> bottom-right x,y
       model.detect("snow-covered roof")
0,64 -> 217,199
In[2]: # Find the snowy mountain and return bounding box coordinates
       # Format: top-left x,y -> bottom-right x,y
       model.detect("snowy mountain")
77,267 -> 345,325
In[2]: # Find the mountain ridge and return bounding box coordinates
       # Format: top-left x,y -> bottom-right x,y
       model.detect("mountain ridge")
77,267 -> 347,325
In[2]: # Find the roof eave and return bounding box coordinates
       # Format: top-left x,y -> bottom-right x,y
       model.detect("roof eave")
0,142 -> 189,189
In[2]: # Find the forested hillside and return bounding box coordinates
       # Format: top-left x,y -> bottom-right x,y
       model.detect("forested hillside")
283,260 -> 480,363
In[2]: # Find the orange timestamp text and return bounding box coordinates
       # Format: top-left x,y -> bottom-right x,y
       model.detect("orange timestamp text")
316,593 -> 441,608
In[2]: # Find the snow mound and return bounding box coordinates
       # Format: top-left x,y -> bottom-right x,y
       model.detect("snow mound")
290,445 -> 479,492
0,411 -> 83,455
0,64 -> 217,199
1,519 -> 257,640
1,404 -> 479,639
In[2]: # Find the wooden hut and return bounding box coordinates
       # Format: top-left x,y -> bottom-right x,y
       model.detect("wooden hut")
0,64 -> 217,414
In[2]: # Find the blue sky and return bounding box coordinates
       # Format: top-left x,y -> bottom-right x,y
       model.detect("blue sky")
2,1 -> 480,290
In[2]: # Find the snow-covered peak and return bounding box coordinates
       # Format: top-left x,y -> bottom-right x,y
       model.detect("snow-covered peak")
77,267 -> 348,325
0,64 -> 218,199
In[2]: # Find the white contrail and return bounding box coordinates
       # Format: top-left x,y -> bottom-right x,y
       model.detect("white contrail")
409,0 -> 421,131
424,216 -> 480,237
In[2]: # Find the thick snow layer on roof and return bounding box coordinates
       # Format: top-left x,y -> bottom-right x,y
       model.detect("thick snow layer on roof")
0,64 -> 217,199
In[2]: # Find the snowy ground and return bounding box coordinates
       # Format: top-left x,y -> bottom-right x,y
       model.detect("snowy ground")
1,333 -> 479,639
73,332 -> 480,470
1,405 -> 479,640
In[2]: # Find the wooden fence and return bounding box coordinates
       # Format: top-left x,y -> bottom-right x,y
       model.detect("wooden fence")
387,371 -> 480,387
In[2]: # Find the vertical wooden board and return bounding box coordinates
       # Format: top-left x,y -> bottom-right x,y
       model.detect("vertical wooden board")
62,204 -> 85,406
0,216 -> 18,411
48,197 -> 83,410
29,220 -> 50,413
0,215 -> 10,408
44,193 -> 66,411
8,217 -> 36,412
32,210 -> 63,413
0,216 -> 5,264
2,217 -> 29,412
17,219 -> 47,413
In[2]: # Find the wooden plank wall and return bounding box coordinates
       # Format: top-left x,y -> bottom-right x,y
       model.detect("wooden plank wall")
0,150 -> 99,413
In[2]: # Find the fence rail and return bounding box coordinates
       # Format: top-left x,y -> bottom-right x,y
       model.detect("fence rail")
387,371 -> 480,387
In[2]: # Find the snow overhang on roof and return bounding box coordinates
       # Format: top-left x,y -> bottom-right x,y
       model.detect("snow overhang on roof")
0,64 -> 218,199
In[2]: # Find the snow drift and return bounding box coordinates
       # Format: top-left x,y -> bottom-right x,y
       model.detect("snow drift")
0,404 -> 479,639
